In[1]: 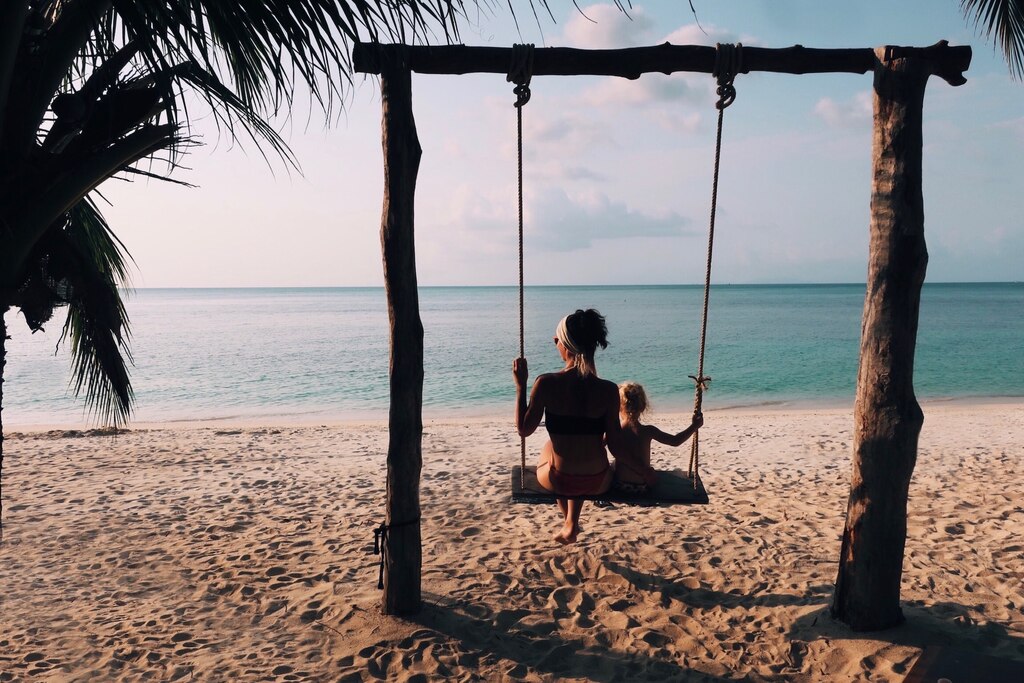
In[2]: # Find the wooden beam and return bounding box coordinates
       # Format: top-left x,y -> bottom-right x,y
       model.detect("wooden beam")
832,47 -> 933,632
379,60 -> 424,616
354,41 -> 971,86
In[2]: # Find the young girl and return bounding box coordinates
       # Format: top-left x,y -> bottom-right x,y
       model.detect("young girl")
610,382 -> 704,494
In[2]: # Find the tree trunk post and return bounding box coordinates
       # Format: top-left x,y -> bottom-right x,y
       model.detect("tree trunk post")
832,48 -> 933,631
1,306 -> 7,541
379,57 -> 423,616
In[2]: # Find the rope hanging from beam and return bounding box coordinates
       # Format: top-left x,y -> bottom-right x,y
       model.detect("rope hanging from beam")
689,43 -> 742,485
508,44 -> 534,490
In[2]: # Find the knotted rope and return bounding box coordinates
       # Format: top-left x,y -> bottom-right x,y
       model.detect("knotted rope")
508,44 -> 534,489
373,517 -> 420,589
689,44 -> 742,484
713,42 -> 743,110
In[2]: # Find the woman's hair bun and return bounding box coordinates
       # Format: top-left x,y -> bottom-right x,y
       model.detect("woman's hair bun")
568,308 -> 609,354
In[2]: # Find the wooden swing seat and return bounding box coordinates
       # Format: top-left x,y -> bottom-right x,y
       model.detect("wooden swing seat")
510,465 -> 709,506
904,646 -> 1024,683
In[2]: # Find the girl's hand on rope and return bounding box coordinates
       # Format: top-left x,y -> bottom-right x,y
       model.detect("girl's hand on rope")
692,411 -> 704,430
513,357 -> 529,388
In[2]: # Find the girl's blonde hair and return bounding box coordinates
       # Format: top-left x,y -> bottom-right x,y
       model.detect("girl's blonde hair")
619,382 -> 649,421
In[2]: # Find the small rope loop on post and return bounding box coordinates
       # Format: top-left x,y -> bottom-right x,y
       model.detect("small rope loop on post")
507,43 -> 535,108
713,43 -> 743,110
372,517 -> 420,590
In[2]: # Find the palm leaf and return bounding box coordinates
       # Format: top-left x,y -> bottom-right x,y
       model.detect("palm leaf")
962,0 -> 1024,78
57,196 -> 134,426
91,0 -> 477,165
12,195 -> 134,425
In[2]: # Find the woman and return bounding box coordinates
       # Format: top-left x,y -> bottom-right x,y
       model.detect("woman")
513,308 -> 621,545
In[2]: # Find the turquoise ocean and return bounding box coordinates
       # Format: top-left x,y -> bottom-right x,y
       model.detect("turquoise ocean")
4,283 -> 1022,426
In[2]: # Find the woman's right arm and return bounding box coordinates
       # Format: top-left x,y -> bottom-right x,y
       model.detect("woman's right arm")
514,358 -> 545,437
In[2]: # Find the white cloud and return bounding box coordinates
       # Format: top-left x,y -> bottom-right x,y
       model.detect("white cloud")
441,138 -> 465,158
416,184 -> 696,284
520,112 -> 609,161
814,92 -> 872,128
529,115 -> 587,143
561,4 -> 655,49
647,109 -> 702,134
526,187 -> 693,251
546,7 -> 759,113
578,73 -> 711,109
992,116 -> 1024,143
662,23 -> 737,47
563,165 -> 608,182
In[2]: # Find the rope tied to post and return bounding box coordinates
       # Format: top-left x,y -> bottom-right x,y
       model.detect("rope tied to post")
508,43 -> 534,490
372,517 -> 420,589
713,42 -> 743,110
689,374 -> 712,396
507,43 -> 535,108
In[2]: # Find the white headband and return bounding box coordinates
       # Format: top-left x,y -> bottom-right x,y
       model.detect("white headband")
556,315 -> 583,356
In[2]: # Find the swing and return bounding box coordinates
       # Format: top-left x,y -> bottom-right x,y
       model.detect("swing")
508,44 -> 743,507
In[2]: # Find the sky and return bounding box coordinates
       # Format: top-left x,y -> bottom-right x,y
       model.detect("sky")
99,1 -> 1024,287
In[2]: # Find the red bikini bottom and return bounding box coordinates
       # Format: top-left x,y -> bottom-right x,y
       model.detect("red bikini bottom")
542,462 -> 610,496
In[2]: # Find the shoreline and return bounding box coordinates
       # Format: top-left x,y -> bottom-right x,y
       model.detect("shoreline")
5,394 -> 1022,434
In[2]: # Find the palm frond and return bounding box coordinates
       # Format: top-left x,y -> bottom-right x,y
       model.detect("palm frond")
962,0 -> 1024,78
12,195 -> 134,426
0,2 -> 30,136
57,197 -> 134,426
96,0 -> 477,165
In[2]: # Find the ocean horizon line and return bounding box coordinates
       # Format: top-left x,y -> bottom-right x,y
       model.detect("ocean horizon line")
122,281 -> 1022,291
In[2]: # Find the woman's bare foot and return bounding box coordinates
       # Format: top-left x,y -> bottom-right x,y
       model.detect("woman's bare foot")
554,523 -> 579,545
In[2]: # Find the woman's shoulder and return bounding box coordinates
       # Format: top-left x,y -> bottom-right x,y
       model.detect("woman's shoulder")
533,372 -> 563,390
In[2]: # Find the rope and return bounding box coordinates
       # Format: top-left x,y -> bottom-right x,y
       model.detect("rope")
712,42 -> 743,110
689,44 -> 742,485
507,43 -> 534,109
508,44 -> 533,490
373,517 -> 420,589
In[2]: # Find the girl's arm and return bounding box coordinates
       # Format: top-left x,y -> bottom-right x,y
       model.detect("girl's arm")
645,412 -> 704,447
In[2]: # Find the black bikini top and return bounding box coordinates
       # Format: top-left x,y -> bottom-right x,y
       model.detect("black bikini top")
545,411 -> 606,436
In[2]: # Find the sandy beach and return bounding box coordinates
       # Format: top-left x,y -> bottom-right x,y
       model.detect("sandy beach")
1,401 -> 1022,681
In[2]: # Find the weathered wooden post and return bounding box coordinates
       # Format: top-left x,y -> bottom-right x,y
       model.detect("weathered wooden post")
832,45 -> 970,631
1,307 -> 6,539
379,53 -> 423,616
